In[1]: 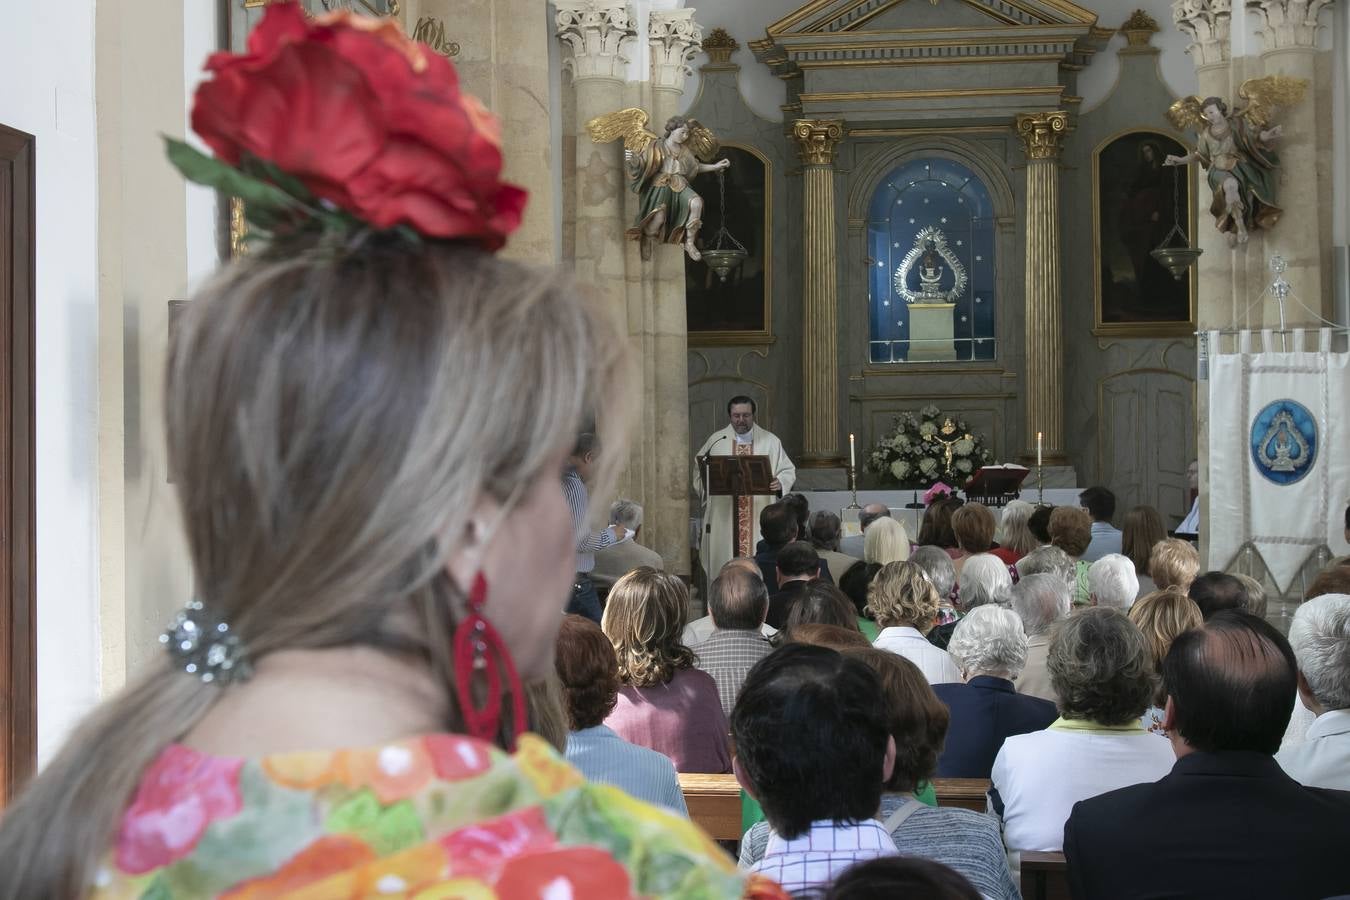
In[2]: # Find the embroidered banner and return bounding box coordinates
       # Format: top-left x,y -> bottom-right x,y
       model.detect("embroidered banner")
1208,329 -> 1350,592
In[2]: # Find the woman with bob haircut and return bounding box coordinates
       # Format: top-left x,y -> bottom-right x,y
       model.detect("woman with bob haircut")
991,608 -> 1174,853
555,615 -> 687,813
739,648 -> 1020,900
0,9 -> 773,897
602,567 -> 732,773
1129,587 -> 1204,734
1122,505 -> 1168,597
869,561 -> 963,684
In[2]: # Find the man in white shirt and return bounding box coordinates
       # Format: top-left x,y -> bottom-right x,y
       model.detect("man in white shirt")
591,499 -> 664,590
693,396 -> 796,582
732,644 -> 899,895
1277,592 -> 1350,789
1079,486 -> 1122,563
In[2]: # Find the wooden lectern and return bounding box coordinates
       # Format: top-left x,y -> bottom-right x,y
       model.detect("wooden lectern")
701,454 -> 776,559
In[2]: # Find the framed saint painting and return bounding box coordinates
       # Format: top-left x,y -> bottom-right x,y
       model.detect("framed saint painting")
1092,129 -> 1197,337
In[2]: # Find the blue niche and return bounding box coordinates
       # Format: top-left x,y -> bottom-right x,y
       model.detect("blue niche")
867,158 -> 996,363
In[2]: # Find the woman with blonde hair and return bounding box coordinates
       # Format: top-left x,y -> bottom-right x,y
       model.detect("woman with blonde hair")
865,515 -> 912,565
0,9 -> 768,897
995,499 -> 1039,560
869,561 -> 963,684
1149,537 -> 1201,592
1128,587 -> 1204,733
603,567 -> 732,773
1122,505 -> 1168,596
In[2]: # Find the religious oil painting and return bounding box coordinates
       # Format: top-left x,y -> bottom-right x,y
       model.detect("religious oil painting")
1093,130 -> 1196,337
686,144 -> 771,342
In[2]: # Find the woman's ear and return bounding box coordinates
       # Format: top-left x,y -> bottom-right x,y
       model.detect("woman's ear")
443,496 -> 501,596
882,735 -> 897,785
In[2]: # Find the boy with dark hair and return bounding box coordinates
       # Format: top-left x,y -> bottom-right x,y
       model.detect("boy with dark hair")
767,542 -> 822,629
732,644 -> 898,894
1187,571 -> 1249,619
1079,486 -> 1121,562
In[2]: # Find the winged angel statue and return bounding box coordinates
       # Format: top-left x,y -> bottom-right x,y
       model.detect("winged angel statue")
587,108 -> 730,261
1164,75 -> 1306,246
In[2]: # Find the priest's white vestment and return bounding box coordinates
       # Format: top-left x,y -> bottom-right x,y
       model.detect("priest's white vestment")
693,424 -> 796,580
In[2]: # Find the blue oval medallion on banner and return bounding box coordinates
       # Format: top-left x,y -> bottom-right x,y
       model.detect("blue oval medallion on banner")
1250,399 -> 1318,486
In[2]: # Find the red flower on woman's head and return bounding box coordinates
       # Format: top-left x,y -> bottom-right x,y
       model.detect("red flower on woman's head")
190,2 -> 524,249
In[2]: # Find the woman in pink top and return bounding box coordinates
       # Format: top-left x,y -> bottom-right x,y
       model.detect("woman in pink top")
603,568 -> 733,773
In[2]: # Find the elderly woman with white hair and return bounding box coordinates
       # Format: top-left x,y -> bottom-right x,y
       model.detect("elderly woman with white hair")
957,553 -> 1014,611
1277,593 -> 1350,790
1087,553 -> 1140,611
932,606 -> 1058,777
1011,573 -> 1073,702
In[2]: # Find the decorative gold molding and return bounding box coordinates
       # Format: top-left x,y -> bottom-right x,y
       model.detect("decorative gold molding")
701,26 -> 738,64
229,197 -> 248,258
1121,8 -> 1161,46
411,15 -> 460,57
797,53 -> 1065,68
792,120 -> 844,165
848,124 -> 1013,136
1015,110 -> 1069,159
803,85 -> 1064,103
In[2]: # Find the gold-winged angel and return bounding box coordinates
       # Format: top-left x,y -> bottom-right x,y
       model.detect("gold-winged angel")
586,108 -> 729,261
1164,75 -> 1306,246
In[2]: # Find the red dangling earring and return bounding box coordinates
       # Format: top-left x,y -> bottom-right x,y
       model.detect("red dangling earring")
453,572 -> 528,749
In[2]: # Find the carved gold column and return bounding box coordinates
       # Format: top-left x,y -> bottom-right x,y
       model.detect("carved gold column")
793,120 -> 845,465
1249,0 -> 1330,318
1015,111 -> 1069,465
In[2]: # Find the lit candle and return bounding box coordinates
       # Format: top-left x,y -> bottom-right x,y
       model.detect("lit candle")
1036,432 -> 1043,469
849,433 -> 857,471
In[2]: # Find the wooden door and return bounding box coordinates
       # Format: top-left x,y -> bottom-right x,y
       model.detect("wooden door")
0,123 -> 36,807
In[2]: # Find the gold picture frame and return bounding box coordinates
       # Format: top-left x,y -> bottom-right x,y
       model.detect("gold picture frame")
1091,127 -> 1197,338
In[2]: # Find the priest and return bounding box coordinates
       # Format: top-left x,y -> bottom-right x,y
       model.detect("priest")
693,396 -> 796,580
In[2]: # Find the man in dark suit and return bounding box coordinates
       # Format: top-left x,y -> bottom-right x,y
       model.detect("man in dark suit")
766,542 -> 820,629
755,502 -> 831,592
1063,610 -> 1350,900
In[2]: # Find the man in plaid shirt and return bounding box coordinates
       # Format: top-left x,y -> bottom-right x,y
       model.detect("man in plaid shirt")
690,565 -> 775,717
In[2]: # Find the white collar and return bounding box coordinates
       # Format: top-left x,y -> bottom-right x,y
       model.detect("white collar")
1307,708 -> 1350,740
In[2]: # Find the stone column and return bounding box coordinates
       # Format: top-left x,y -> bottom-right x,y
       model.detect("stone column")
406,0 -> 557,262
1015,111 -> 1069,464
1174,0 -> 1233,567
792,120 -> 845,466
1249,0 -> 1331,318
644,7 -> 701,576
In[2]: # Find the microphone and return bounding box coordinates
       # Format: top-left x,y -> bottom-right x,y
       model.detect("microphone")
702,434 -> 728,461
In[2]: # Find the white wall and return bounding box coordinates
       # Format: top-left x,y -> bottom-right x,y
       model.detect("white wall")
0,1 -> 103,763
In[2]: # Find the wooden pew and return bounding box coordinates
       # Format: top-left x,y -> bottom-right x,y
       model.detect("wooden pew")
931,777 -> 990,812
1021,851 -> 1070,900
676,774 -> 994,841
677,773 -> 741,840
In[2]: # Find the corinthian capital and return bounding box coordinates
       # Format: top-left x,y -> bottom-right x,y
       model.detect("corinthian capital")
1247,0 -> 1333,50
1172,0 -> 1232,66
792,120 -> 844,166
649,9 -> 703,91
556,0 -> 635,82
1015,111 -> 1069,160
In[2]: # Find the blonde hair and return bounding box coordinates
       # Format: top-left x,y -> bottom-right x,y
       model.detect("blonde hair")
1128,588 -> 1203,704
602,567 -> 696,688
0,239 -> 629,897
867,560 -> 941,633
864,516 -> 911,565
996,499 -> 1039,556
1150,538 -> 1200,591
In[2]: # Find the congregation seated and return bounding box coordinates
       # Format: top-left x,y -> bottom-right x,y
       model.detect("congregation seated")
1149,537 -> 1200,593
909,545 -> 959,641
952,502 -> 1012,574
682,557 -> 778,645
1047,507 -> 1093,604
1121,504 -> 1168,598
1064,611 -> 1350,900
864,515 -> 912,566
1128,588 -> 1203,734
1188,571 -> 1249,619
1277,592 -> 1350,790
1010,573 -> 1072,702
1078,486 -> 1122,563
954,552 -> 1013,611
784,492 -> 812,548
790,622 -> 873,651
555,615 -> 687,813
741,645 -> 1020,899
1087,552 -> 1139,610
733,644 -> 900,894
839,502 -> 890,559
690,564 -> 775,718
918,495 -> 964,558
810,510 -> 861,587
601,567 -> 731,773
992,608 -> 1174,852
756,501 -> 831,590
993,499 -> 1039,563
783,582 -> 865,640
869,561 -> 963,684
823,857 -> 982,900
590,497 -> 664,590
1015,544 -> 1075,586
934,606 -> 1057,779
768,541 -> 823,629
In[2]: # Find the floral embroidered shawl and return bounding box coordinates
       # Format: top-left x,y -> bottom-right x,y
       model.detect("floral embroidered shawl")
92,732 -> 785,899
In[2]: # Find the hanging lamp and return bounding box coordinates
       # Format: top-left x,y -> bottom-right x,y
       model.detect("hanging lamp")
1150,165 -> 1203,279
701,167 -> 748,282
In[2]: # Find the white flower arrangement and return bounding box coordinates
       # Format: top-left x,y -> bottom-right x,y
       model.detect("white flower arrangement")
866,406 -> 995,487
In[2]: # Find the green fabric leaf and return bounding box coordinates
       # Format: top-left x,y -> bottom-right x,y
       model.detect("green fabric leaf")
164,138 -> 302,228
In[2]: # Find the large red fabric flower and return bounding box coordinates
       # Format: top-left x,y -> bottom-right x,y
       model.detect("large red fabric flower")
191,2 -> 525,249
